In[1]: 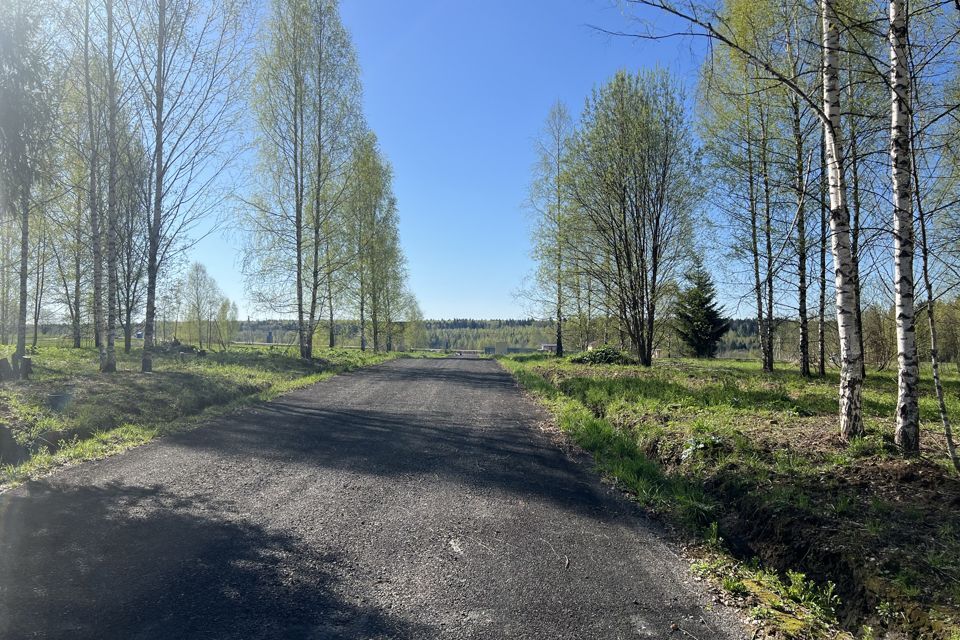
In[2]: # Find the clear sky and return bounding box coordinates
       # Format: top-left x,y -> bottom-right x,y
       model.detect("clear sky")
189,0 -> 706,320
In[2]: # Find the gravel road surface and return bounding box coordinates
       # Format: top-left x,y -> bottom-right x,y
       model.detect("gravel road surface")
0,356 -> 747,639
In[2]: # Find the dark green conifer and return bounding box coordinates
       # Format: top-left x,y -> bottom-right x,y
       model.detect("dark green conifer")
675,258 -> 730,358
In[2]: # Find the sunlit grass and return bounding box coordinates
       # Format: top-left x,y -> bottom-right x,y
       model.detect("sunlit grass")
500,353 -> 960,639
0,345 -> 426,488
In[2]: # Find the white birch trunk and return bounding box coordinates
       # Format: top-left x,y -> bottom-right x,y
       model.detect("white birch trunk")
103,0 -> 118,373
83,0 -> 105,365
15,184 -> 29,377
890,0 -> 920,452
822,0 -> 865,440
141,0 -> 165,374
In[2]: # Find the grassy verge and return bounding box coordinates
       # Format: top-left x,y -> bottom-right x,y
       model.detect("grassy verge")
0,345 -> 426,490
499,353 -> 960,639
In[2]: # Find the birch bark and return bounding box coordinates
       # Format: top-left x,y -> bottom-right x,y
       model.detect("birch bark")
103,0 -> 118,372
890,0 -> 919,452
822,0 -> 865,439
83,0 -> 105,365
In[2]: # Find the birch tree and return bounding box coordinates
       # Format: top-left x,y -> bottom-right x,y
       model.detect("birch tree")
698,49 -> 781,374
0,0 -> 53,376
50,46 -> 95,351
821,0 -> 866,439
116,139 -> 149,353
124,0 -> 248,373
242,0 -> 360,359
527,101 -> 574,357
889,0 -> 920,451
183,262 -> 220,349
102,0 -> 119,372
82,0 -> 106,362
306,0 -> 361,355
345,132 -> 387,351
624,0 -> 866,437
908,4 -> 960,468
566,69 -> 696,365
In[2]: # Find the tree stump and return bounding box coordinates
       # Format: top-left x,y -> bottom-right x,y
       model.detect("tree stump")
0,424 -> 26,465
0,358 -> 12,382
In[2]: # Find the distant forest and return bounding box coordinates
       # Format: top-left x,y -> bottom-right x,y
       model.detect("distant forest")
24,309 -> 960,367
174,317 -> 771,356
16,317 -> 765,355
231,318 -> 767,355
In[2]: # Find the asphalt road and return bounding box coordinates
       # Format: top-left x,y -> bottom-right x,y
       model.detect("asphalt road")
0,356 -> 746,639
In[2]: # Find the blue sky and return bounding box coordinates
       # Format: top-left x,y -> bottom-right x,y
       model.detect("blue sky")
190,0 -> 706,320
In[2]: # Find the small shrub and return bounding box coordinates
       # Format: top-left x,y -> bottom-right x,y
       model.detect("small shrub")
784,571 -> 840,616
876,600 -> 900,625
706,520 -> 722,547
681,434 -> 724,462
722,575 -> 749,596
830,495 -> 855,516
570,346 -> 629,365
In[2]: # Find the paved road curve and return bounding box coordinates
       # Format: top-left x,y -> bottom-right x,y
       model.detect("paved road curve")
0,357 -> 746,639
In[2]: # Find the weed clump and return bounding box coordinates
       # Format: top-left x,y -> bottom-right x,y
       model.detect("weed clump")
570,346 -> 629,365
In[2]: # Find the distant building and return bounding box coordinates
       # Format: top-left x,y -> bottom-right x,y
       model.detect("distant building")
539,344 -> 557,353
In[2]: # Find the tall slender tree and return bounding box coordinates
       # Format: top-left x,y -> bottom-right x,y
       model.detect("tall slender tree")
83,0 -> 106,363
125,0 -> 248,373
102,0 -> 119,372
243,0 -> 359,359
0,0 -> 52,376
889,0 -> 920,452
528,101 -> 573,357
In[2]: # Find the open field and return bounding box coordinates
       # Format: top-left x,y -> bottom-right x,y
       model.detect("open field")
500,354 -> 960,639
0,345 -> 424,489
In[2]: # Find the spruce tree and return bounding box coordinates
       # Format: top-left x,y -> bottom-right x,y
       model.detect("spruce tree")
675,258 -> 730,358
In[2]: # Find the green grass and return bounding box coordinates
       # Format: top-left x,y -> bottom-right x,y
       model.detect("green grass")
500,353 -> 960,639
0,344 -> 428,489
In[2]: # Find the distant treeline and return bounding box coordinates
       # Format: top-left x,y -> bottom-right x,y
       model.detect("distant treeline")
421,320 -> 554,351
237,317 -> 763,354
12,317 -> 761,354
30,311 -> 960,368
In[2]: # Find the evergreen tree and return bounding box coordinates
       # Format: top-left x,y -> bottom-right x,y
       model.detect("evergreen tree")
675,259 -> 730,358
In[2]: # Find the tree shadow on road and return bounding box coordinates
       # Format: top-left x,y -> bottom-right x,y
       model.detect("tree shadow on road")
341,360 -> 519,392
169,360 -> 629,525
0,480 -> 434,640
